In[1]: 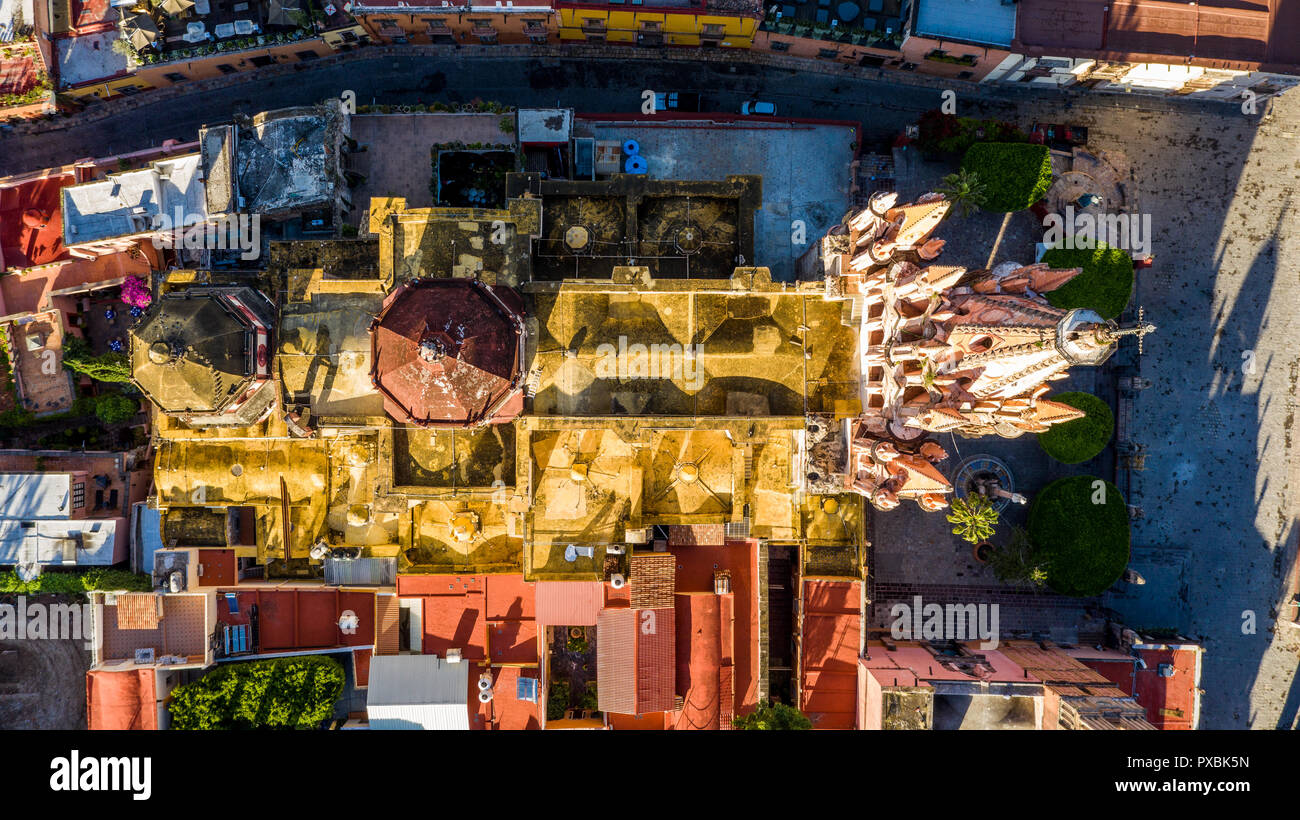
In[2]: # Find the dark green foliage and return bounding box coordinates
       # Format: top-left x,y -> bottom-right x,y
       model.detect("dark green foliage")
547,679 -> 570,721
1028,476 -> 1130,597
732,701 -> 812,730
169,656 -> 345,730
960,142 -> 1053,212
0,568 -> 152,595
1041,243 -> 1135,319
62,337 -> 132,384
93,393 -> 139,424
1038,392 -> 1114,464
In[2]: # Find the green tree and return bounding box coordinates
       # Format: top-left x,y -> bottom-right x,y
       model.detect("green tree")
947,493 -> 998,544
94,393 -> 140,424
987,527 -> 1049,588
732,701 -> 812,730
938,169 -> 987,218
960,142 -> 1053,212
169,656 -> 345,730
63,337 -> 132,384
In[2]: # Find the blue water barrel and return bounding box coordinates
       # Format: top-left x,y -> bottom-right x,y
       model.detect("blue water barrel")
623,139 -> 640,156
625,155 -> 648,174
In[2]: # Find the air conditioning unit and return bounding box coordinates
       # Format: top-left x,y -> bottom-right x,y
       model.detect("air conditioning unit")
610,573 -> 626,590
445,648 -> 462,663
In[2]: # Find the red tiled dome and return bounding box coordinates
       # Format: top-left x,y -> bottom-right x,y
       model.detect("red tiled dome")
370,279 -> 524,426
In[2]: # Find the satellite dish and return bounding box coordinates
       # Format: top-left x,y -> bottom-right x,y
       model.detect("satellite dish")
15,563 -> 41,582
610,573 -> 626,590
478,689 -> 493,703
168,570 -> 183,593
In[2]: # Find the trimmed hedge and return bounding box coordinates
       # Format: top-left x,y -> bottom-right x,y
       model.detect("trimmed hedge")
1038,392 -> 1114,464
960,142 -> 1053,213
169,656 -> 345,730
1028,476 -> 1130,597
1042,243 -> 1135,319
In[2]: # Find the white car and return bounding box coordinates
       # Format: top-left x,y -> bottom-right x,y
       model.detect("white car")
741,100 -> 776,116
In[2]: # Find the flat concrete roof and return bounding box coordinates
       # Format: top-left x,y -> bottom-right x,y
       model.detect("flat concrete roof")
579,117 -> 855,282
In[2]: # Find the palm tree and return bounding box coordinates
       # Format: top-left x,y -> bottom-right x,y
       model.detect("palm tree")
946,493 -> 998,544
939,169 -> 987,217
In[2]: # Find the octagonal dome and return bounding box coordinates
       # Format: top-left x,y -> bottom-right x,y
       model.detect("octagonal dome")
370,279 -> 525,427
130,287 -> 274,424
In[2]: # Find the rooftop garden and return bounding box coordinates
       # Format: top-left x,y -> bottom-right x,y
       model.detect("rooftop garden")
112,0 -> 336,67
761,2 -> 905,49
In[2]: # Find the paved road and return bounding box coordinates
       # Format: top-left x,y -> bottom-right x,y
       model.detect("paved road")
0,47 -> 1257,175
4,47 -> 1297,728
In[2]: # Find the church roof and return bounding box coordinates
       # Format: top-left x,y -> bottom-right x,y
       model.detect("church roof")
370,279 -> 524,427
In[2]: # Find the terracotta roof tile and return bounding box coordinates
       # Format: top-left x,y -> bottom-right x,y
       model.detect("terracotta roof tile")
374,594 -> 400,655
630,552 -> 675,609
597,607 -> 637,714
668,524 -> 725,547
115,593 -> 161,631
535,581 -> 604,626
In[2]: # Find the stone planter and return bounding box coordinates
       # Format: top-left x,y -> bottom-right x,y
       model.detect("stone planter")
973,541 -> 994,563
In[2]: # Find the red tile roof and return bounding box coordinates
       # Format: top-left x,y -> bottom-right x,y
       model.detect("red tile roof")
86,669 -> 157,731
370,280 -> 524,427
396,574 -> 538,664
472,666 -> 541,730
671,592 -> 734,730
353,647 -> 372,688
597,605 -> 676,715
536,581 -> 605,626
800,579 -> 861,729
636,607 -> 676,713
0,173 -> 73,271
1080,645 -> 1202,729
629,551 -> 676,609
666,540 -> 759,724
597,607 -> 637,714
667,524 -> 726,547
219,588 -> 376,652
374,594 -> 400,655
1015,0 -> 1300,72
196,549 -> 236,587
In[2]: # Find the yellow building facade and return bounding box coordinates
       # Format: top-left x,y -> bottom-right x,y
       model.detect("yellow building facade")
555,3 -> 761,49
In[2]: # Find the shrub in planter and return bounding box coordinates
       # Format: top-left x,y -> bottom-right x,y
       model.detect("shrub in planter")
1037,391 -> 1114,464
1027,476 -> 1129,597
169,656 -> 345,729
1041,242 -> 1134,319
960,142 -> 1052,212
